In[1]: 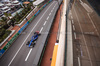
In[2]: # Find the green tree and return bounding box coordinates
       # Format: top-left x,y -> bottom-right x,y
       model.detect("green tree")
0,28 -> 5,36
4,13 -> 11,20
0,17 -> 7,25
15,13 -> 21,22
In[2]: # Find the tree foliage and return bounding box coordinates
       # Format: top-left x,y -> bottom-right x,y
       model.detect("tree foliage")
0,17 -> 7,25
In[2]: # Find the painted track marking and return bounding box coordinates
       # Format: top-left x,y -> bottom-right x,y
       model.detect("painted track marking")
74,32 -> 76,39
72,20 -> 74,24
73,25 -> 75,31
49,13 -> 51,16
43,21 -> 47,26
40,27 -> 43,33
47,16 -> 49,20
25,48 -> 32,61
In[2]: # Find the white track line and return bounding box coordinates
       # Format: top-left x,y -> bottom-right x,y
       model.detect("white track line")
43,21 -> 47,26
78,57 -> 81,66
49,13 -> 51,16
72,20 -> 74,24
73,7 -> 93,66
70,11 -> 72,15
73,25 -> 75,31
71,16 -> 73,19
40,27 -> 43,33
74,32 -> 76,39
51,9 -> 53,12
25,48 -> 32,61
87,13 -> 99,36
53,7 -> 54,9
8,2 -> 55,66
46,16 -> 49,20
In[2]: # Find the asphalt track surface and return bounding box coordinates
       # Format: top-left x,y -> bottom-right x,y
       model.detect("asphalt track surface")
0,1 -> 59,66
70,0 -> 100,66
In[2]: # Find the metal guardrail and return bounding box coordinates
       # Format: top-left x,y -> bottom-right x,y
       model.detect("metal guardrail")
64,0 -> 73,66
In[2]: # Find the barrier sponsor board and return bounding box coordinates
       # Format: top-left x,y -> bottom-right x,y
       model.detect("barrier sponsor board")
29,18 -> 33,23
18,21 -> 29,34
35,10 -> 40,16
40,7 -> 43,11
3,32 -> 19,50
0,49 -> 5,56
43,4 -> 47,8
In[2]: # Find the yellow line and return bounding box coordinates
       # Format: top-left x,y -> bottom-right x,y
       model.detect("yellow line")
51,44 -> 58,66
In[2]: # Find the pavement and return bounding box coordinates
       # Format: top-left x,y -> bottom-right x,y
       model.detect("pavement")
40,4 -> 63,66
69,0 -> 100,66
0,1 -> 59,66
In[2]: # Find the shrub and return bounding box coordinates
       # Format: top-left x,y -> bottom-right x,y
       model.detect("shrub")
0,30 -> 11,43
0,28 -> 5,36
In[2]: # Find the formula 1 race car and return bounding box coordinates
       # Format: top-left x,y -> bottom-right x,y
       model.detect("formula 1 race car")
26,31 -> 41,47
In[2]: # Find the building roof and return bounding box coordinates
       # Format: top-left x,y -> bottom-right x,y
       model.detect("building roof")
23,1 -> 30,4
0,3 -> 4,6
33,0 -> 44,6
12,1 -> 19,3
6,3 -> 12,6
1,6 -> 9,10
12,1 -> 20,5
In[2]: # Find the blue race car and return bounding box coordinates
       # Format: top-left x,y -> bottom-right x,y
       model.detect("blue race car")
26,31 -> 41,47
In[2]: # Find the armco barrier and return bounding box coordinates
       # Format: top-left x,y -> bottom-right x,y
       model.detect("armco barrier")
3,32 -> 19,50
18,21 -> 29,34
0,49 -> 5,56
28,15 -> 35,23
40,7 -> 43,11
0,0 -> 52,57
35,10 -> 40,16
43,4 -> 47,8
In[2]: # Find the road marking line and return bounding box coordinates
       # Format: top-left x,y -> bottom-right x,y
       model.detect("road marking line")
25,48 -> 32,61
80,45 -> 83,56
87,13 -> 99,36
40,27 -> 43,33
73,7 -> 93,66
46,16 -> 49,20
53,7 -> 54,10
8,2 -> 55,66
70,12 -> 72,15
73,25 -> 75,31
78,57 -> 81,66
43,21 -> 47,26
74,32 -> 76,39
51,10 -> 53,12
69,11 -> 72,15
49,13 -> 51,16
72,20 -> 74,24
71,16 -> 73,19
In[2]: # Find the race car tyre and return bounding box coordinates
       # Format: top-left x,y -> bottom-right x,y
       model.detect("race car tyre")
38,33 -> 41,36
